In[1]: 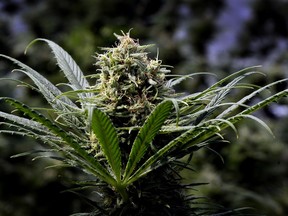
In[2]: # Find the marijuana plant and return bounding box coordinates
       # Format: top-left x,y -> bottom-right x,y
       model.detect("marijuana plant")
0,32 -> 287,215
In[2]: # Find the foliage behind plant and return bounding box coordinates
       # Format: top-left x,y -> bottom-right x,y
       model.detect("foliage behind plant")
0,32 -> 287,215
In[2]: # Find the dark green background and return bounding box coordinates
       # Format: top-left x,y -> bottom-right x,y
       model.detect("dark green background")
0,0 -> 287,215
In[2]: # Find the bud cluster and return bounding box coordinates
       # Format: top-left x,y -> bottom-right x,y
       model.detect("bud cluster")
92,32 -> 173,125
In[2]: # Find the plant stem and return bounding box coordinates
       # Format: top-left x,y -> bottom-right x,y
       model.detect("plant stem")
116,184 -> 129,202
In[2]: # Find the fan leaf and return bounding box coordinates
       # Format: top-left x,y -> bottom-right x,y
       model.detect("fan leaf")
91,108 -> 122,181
1,97 -> 116,185
218,78 -> 288,118
128,89 -> 288,184
0,110 -> 51,134
123,100 -> 173,181
27,39 -> 92,98
0,55 -> 81,127
0,55 -> 77,109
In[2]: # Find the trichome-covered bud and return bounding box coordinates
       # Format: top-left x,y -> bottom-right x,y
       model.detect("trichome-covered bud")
91,31 -> 173,126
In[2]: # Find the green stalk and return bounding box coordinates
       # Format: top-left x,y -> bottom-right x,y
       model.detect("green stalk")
116,184 -> 129,202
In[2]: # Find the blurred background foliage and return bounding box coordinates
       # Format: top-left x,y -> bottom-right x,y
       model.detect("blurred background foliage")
0,0 -> 288,215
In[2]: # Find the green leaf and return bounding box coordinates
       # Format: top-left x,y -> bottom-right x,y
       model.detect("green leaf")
126,126 -> 199,184
125,117 -> 238,184
0,55 -> 81,127
165,72 -> 215,88
123,100 -> 173,181
91,108 -> 122,181
0,110 -> 51,134
192,71 -> 261,124
182,66 -> 261,103
1,97 -> 116,186
10,149 -> 56,159
238,114 -> 274,137
26,39 -> 91,97
0,55 -> 77,109
218,79 -> 288,118
125,85 -> 288,185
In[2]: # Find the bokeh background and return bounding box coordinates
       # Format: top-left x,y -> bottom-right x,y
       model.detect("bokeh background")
0,0 -> 288,215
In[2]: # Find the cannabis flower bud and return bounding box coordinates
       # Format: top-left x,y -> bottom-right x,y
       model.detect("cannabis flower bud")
92,31 -> 173,126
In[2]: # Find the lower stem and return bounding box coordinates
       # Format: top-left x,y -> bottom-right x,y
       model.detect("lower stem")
116,184 -> 129,202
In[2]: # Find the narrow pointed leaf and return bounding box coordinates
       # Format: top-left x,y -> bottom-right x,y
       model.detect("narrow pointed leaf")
27,39 -> 91,96
182,66 -> 261,103
0,55 -> 77,109
218,78 -> 288,118
194,71 -> 260,124
1,97 -> 116,185
238,114 -> 274,137
0,56 -> 82,127
123,100 -> 173,181
128,90 -> 288,184
126,126 -> 200,184
91,108 -> 121,181
0,110 -> 51,134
